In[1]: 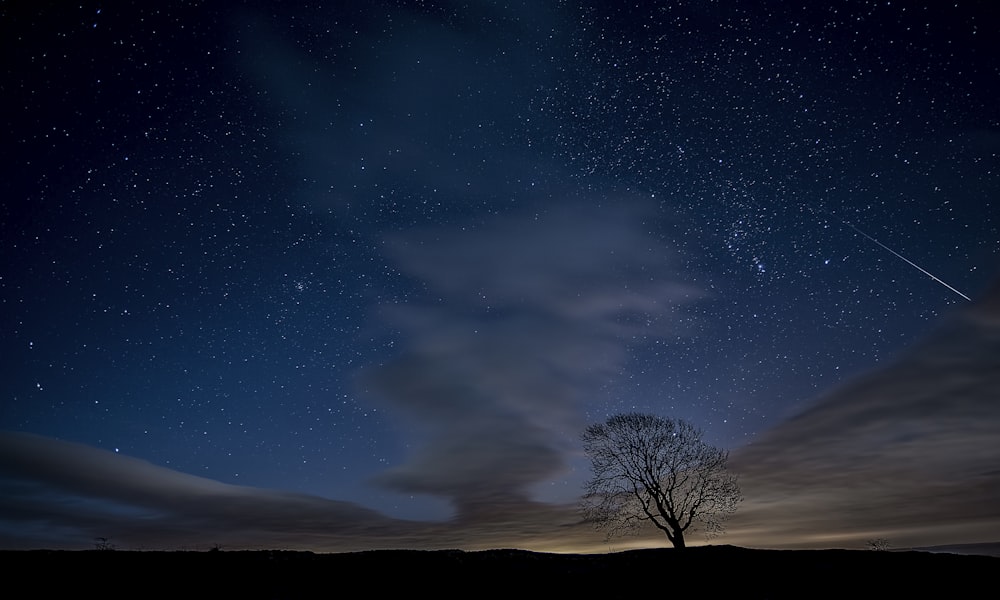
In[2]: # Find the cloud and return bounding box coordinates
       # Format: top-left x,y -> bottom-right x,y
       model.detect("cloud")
726,277 -> 1000,548
0,430 -> 611,552
364,202 -> 699,518
234,2 -> 558,212
0,431 -> 398,549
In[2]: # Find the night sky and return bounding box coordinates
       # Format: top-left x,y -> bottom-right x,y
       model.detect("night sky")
2,1 -> 998,552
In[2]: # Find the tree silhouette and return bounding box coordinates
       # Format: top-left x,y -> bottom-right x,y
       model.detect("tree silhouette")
93,537 -> 117,551
867,538 -> 891,551
581,413 -> 742,549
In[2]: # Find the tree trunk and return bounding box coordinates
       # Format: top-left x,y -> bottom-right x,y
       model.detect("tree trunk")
664,517 -> 686,549
670,529 -> 686,549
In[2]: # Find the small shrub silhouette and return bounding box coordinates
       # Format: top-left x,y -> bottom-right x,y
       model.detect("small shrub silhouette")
867,538 -> 890,551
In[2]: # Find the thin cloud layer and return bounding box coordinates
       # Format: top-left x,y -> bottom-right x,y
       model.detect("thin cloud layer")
235,3 -> 556,213
727,278 -> 1000,548
0,431 -> 398,549
0,430 -> 603,552
365,203 -> 698,518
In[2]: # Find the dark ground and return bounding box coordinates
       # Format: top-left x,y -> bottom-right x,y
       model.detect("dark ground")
5,545 -> 995,598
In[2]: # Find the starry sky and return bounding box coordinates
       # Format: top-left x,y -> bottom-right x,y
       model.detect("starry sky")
2,1 -> 998,552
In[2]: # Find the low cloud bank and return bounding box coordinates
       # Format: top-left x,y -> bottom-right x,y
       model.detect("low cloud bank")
727,278 -> 1000,548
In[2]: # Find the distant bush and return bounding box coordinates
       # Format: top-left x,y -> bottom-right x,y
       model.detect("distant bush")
867,538 -> 891,551
93,537 -> 117,551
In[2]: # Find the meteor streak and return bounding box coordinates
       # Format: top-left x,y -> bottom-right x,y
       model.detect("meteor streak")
843,222 -> 971,302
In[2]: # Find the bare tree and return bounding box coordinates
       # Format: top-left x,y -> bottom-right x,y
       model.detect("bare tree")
581,413 -> 742,549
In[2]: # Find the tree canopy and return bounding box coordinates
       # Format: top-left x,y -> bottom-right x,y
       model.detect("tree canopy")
581,413 -> 742,549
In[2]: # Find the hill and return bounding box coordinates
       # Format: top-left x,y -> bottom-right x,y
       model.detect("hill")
5,545 -> 995,598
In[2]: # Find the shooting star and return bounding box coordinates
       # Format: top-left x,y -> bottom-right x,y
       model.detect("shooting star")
805,204 -> 971,301
843,221 -> 971,302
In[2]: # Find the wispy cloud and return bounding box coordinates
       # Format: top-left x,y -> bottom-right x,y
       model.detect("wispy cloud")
727,280 -> 1000,547
365,203 -> 698,518
0,430 -> 605,552
0,431 -> 398,549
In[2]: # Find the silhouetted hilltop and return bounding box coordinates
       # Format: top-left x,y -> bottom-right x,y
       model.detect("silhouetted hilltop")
912,541 -> 1000,557
4,545 -> 995,598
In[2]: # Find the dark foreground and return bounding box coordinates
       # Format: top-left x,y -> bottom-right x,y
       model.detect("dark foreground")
5,545 -> 995,598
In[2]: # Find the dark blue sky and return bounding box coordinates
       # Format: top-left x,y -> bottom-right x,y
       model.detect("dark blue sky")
2,1 -> 998,551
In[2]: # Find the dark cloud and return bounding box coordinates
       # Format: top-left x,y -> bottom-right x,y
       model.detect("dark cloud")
365,203 -> 699,518
0,431 -> 399,549
0,430 -> 606,552
235,2 -> 558,213
727,277 -> 1000,548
